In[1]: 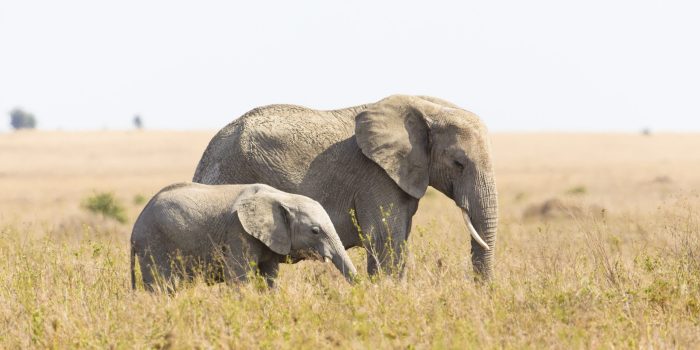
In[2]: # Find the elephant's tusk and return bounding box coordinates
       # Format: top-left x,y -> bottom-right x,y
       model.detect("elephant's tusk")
462,210 -> 490,251
323,256 -> 332,264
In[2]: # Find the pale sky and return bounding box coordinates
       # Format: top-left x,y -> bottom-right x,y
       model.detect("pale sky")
1,1 -> 699,132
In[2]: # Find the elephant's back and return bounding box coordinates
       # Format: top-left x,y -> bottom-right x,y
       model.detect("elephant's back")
145,185 -> 233,250
193,103 -> 366,189
150,183 -> 233,220
193,116 -> 250,184
234,104 -> 361,153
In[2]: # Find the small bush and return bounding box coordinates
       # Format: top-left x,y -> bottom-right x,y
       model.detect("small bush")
82,192 -> 128,223
566,186 -> 587,195
133,194 -> 147,206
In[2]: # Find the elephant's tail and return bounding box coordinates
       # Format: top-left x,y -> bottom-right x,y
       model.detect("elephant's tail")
130,242 -> 136,290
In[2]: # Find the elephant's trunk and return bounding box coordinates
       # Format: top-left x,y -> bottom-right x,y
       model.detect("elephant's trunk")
464,171 -> 498,281
328,238 -> 358,284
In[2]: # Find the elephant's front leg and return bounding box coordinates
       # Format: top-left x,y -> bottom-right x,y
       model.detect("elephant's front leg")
258,259 -> 280,289
355,197 -> 419,277
219,251 -> 252,285
219,237 -> 266,285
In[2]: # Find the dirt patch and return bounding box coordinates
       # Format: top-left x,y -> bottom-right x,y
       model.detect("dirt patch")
523,198 -> 604,220
651,176 -> 673,184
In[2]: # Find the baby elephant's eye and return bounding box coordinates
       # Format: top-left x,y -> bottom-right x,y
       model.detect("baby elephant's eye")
453,160 -> 465,170
311,226 -> 321,235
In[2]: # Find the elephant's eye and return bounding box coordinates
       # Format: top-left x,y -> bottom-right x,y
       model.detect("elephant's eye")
311,226 -> 321,235
453,160 -> 465,170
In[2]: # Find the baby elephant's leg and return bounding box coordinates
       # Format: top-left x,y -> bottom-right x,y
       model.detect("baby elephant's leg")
137,254 -> 156,292
220,251 -> 251,285
138,252 -> 172,292
258,259 -> 280,289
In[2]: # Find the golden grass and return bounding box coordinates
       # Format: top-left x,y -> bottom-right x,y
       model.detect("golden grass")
0,131 -> 698,348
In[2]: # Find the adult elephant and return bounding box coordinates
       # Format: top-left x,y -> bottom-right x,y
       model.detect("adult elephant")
193,95 -> 498,280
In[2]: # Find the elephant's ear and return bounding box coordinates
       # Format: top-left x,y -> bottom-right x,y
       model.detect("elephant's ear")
355,95 -> 431,199
235,192 -> 291,255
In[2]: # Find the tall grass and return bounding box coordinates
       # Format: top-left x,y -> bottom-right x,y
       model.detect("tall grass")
1,203 -> 698,348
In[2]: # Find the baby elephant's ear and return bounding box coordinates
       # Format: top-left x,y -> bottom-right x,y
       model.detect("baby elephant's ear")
235,192 -> 291,255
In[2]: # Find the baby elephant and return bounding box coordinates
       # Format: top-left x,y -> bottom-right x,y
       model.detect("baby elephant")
130,182 -> 357,291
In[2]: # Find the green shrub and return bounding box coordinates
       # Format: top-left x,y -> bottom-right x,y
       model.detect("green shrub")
566,186 -> 587,195
133,194 -> 147,206
82,192 -> 128,223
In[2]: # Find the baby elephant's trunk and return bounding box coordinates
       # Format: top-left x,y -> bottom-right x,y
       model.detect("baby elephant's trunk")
329,240 -> 358,283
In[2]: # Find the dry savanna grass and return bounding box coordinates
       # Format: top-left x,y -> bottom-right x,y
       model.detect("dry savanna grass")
0,131 -> 699,348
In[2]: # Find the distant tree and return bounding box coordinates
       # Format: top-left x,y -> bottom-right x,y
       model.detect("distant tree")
9,108 -> 37,130
133,115 -> 143,129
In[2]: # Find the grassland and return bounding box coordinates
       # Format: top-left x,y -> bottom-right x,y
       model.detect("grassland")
0,131 -> 698,348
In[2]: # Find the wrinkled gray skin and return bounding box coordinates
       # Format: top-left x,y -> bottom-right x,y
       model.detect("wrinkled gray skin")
130,183 -> 357,291
193,95 -> 498,280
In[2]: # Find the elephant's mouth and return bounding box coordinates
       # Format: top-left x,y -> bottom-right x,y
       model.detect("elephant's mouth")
461,209 -> 490,251
293,249 -> 324,261
291,251 -> 336,264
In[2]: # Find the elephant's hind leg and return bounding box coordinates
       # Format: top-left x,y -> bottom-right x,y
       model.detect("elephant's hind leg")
136,254 -> 156,292
138,253 -> 175,293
